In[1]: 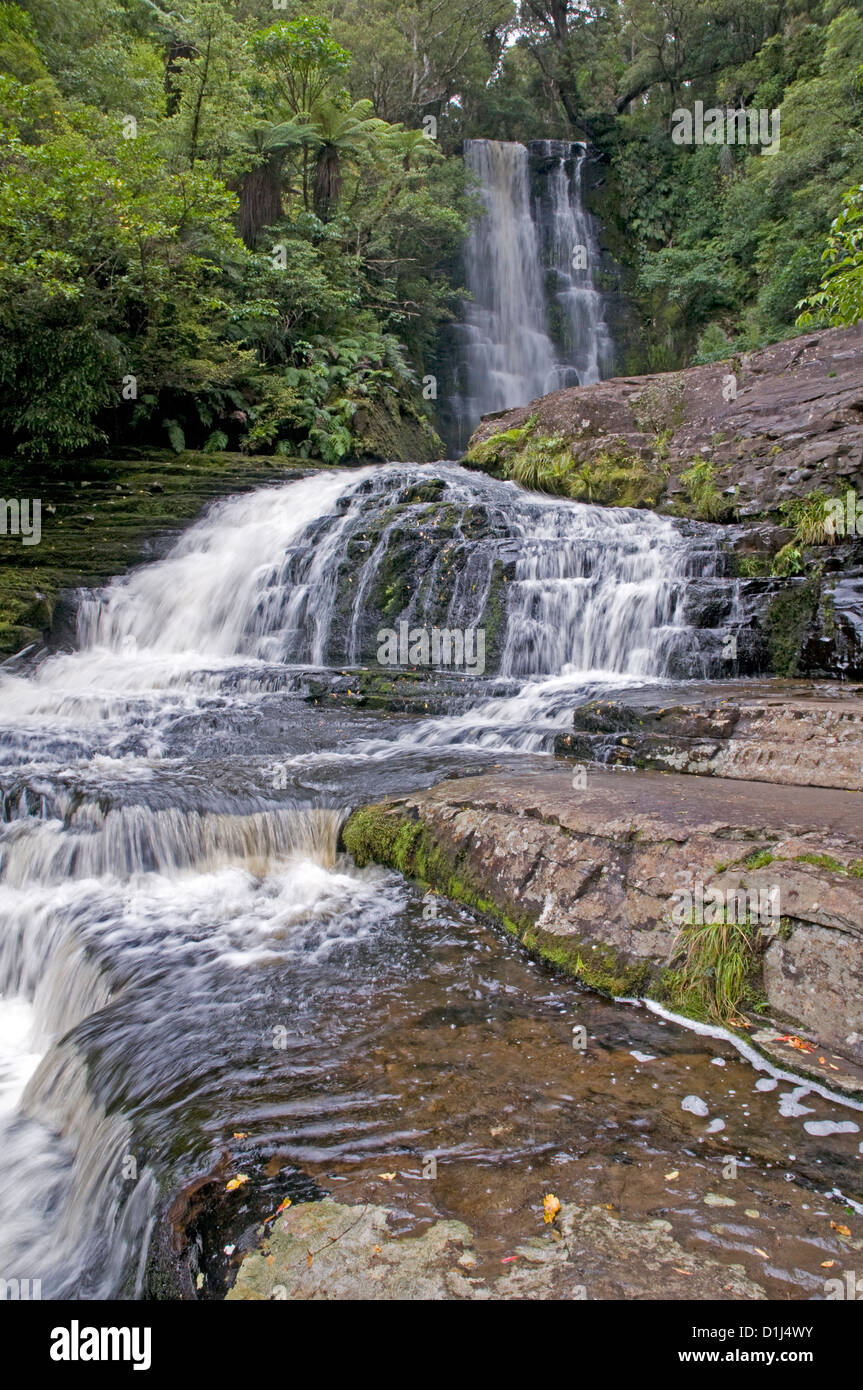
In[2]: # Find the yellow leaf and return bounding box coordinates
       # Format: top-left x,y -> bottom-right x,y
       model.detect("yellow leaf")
543,1193 -> 561,1224
830,1221 -> 852,1238
754,1248 -> 768,1258
379,1172 -> 396,1181
665,1170 -> 679,1181
225,1174 -> 249,1192
232,1132 -> 248,1139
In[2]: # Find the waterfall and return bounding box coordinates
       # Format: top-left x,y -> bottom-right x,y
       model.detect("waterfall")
532,140 -> 614,391
451,139 -> 613,447
0,465 -> 751,1294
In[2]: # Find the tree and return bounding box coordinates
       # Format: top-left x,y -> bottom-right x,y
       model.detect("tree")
306,98 -> 390,221
797,184 -> 863,329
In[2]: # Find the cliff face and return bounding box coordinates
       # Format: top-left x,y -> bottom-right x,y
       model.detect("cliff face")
464,324 -> 863,520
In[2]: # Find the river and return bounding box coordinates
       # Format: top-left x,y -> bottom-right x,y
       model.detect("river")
0,463 -> 860,1299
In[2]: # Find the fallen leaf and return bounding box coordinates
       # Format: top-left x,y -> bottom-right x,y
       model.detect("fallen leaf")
830,1221 -> 852,1238
378,1172 -> 396,1181
774,1034 -> 815,1053
276,1197 -> 292,1213
543,1193 -> 561,1224
501,1255 -> 520,1264
225,1173 -> 250,1192
307,1250 -> 313,1268
232,1132 -> 248,1139
754,1248 -> 768,1258
821,1260 -> 836,1268
373,1245 -> 382,1254
266,1255 -> 274,1265
665,1170 -> 679,1181
672,1267 -> 692,1276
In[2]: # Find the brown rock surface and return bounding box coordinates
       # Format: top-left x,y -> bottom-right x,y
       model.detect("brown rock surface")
466,324 -> 863,520
344,765 -> 863,1071
556,682 -> 863,790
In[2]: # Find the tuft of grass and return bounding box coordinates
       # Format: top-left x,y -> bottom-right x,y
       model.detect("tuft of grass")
742,849 -> 775,870
670,914 -> 758,1024
772,542 -> 803,576
680,456 -> 728,521
779,490 -> 836,546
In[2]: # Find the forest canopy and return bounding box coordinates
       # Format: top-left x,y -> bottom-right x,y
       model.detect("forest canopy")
1,0 -> 861,462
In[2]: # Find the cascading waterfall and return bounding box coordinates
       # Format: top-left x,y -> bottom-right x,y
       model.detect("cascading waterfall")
532,139 -> 614,389
451,139 -> 613,446
0,464 -> 770,1296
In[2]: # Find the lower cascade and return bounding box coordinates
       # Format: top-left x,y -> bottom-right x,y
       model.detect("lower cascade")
0,464 -> 859,1299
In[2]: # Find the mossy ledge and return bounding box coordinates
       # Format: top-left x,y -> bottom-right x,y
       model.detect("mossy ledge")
342,802 -> 650,999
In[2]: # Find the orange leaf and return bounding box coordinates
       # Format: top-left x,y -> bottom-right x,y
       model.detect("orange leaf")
830,1221 -> 852,1238
543,1193 -> 561,1224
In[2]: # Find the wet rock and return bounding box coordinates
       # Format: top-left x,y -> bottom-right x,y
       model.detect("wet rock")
226,1197 -> 766,1301
343,763 -> 863,1071
557,686 -> 863,791
465,324 -> 863,523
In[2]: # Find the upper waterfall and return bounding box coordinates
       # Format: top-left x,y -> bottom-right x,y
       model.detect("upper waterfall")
451,139 -> 613,447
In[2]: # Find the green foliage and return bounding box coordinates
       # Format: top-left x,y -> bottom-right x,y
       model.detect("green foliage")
629,375 -> 685,435
779,490 -> 835,546
0,5 -> 469,462
669,912 -> 759,1024
679,456 -> 728,521
797,183 -> 863,328
772,542 -> 803,577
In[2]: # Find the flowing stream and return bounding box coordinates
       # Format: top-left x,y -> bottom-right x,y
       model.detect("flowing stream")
0,464 -> 860,1299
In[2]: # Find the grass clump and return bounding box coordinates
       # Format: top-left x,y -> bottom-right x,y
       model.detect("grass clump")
668,913 -> 760,1024
772,542 -> 803,576
779,491 -> 836,546
679,456 -> 729,521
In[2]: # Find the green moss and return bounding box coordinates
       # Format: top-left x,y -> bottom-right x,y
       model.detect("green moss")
342,802 -> 650,999
765,580 -> 817,676
0,450 -> 310,654
463,415 -> 538,472
742,849 -> 775,870
794,852 -> 854,875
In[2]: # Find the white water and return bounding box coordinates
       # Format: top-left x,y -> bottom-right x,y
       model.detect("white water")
452,139 -> 613,443
0,463 -> 858,1297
